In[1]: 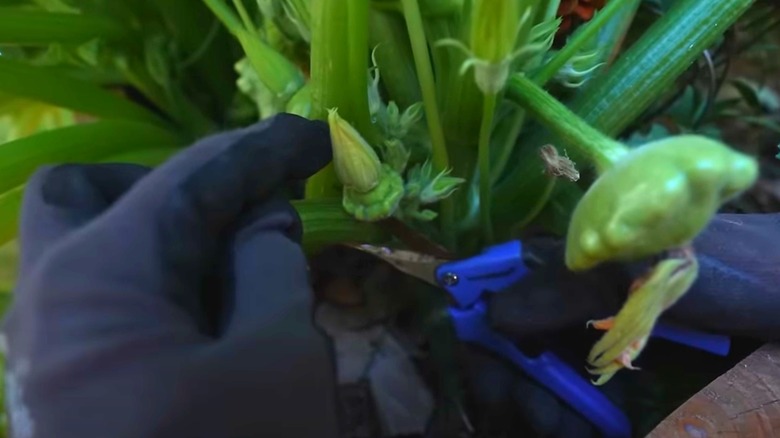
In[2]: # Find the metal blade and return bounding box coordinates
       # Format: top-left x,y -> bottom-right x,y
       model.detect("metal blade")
350,244 -> 447,287
377,218 -> 454,259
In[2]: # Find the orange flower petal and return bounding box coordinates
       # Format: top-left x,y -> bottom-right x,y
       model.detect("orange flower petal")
574,4 -> 596,20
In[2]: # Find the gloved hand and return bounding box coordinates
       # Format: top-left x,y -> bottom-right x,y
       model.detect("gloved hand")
462,213 -> 780,437
490,212 -> 780,340
1,114 -> 340,438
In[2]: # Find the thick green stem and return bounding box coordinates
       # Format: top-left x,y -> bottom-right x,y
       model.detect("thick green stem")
570,0 -> 755,137
590,0 -> 642,68
400,0 -> 454,243
533,0 -> 631,85
293,199 -> 391,253
306,0 -> 375,199
478,93 -> 497,243
507,74 -> 627,173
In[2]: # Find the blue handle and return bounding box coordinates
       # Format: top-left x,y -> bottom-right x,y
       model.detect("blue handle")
437,239 -> 728,438
652,321 -> 731,356
450,302 -> 631,438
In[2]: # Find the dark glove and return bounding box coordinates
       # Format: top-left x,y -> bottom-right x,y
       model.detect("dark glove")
489,212 -> 780,340
463,213 -> 780,437
2,114 -> 340,438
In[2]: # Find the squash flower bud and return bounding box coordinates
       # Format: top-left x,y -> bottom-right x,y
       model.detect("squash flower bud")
438,0 -> 554,94
565,135 -> 759,271
469,0 -> 521,64
328,108 -> 382,193
327,108 -> 405,222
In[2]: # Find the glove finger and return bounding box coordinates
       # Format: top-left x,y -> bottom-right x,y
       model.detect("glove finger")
217,196 -> 308,335
18,163 -> 151,277
488,238 -> 631,340
664,213 -> 780,339
32,114 -> 330,328
185,197 -> 340,437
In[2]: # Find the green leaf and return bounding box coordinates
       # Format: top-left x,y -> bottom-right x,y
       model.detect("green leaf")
739,115 -> 780,134
0,187 -> 22,248
625,123 -> 672,148
0,8 -> 126,45
730,78 -> 762,111
0,57 -> 164,124
0,120 -> 182,194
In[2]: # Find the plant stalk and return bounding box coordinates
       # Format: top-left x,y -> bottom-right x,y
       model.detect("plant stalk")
292,199 -> 391,253
399,0 -> 454,243
478,93 -> 497,243
306,0 -> 375,199
507,74 -> 627,173
492,108 -> 526,184
569,0 -> 755,137
399,0 -> 449,173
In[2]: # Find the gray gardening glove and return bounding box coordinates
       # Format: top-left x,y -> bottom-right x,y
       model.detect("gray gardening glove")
2,114 -> 341,438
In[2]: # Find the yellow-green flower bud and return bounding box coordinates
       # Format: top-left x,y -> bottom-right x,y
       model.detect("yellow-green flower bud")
469,0 -> 522,63
438,0 -> 551,94
565,135 -> 759,271
328,108 -> 382,193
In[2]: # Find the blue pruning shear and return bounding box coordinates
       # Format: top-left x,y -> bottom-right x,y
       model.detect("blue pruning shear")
355,239 -> 731,438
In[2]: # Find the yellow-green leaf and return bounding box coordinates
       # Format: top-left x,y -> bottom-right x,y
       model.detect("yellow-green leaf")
0,8 -> 126,45
0,57 -> 163,124
0,120 -> 182,194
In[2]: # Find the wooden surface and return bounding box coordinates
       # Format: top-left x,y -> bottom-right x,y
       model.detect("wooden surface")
647,342 -> 780,438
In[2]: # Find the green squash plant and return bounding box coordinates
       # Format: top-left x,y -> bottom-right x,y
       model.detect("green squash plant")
0,0 -> 761,387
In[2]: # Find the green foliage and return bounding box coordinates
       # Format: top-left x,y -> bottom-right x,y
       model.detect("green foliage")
0,56 -> 162,124
0,121 -> 181,194
0,7 -> 126,45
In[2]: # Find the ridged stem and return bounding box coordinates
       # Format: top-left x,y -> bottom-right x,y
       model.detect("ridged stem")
569,0 -> 756,137
507,74 -> 628,173
292,199 -> 391,253
306,0 -> 375,199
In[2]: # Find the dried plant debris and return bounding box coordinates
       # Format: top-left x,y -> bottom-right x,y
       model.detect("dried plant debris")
539,144 -> 580,181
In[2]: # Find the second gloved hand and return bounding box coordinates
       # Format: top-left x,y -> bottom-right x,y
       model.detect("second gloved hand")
465,213 -> 780,437
488,213 -> 780,341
